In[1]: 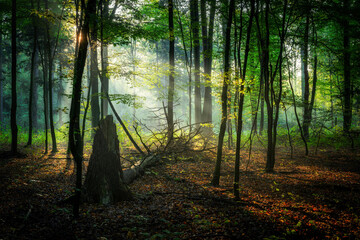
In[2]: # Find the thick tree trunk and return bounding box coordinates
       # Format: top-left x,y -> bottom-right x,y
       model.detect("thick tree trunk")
84,115 -> 132,204
211,0 -> 235,186
11,0 -> 18,154
190,0 -> 201,126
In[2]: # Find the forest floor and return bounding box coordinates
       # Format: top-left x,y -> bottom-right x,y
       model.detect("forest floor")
0,144 -> 360,240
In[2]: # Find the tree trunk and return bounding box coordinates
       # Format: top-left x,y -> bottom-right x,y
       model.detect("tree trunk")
190,0 -> 201,126
261,0 -> 273,172
11,0 -> 18,154
211,0 -> 235,186
84,115 -> 132,204
176,7 -> 192,130
101,0 -> 109,118
302,12 -> 310,140
167,0 -> 175,141
0,21 -> 4,130
27,13 -> 38,146
343,0 -> 351,133
57,63 -> 64,127
69,0 -> 95,218
90,3 -> 100,132
201,0 -> 215,126
234,0 -> 255,199
44,0 -> 57,153
42,50 -> 49,153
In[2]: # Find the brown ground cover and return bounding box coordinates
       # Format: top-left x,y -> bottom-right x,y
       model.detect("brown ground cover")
0,145 -> 359,239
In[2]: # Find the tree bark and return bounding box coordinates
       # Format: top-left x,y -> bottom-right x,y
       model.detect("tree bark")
90,0 -> 100,132
11,0 -> 18,154
343,0 -> 351,133
167,0 -> 175,141
265,0 -> 287,172
45,0 -> 57,152
84,115 -> 132,204
302,11 -> 310,140
0,20 -> 4,130
190,0 -> 201,126
69,0 -> 95,218
100,0 -> 109,118
27,10 -> 38,146
201,0 -> 215,125
211,0 -> 235,186
234,0 -> 255,199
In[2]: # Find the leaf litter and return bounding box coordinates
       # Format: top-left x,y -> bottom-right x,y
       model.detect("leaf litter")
0,146 -> 359,239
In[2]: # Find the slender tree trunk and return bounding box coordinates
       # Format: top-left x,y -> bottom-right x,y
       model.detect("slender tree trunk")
307,23 -> 318,134
44,0 -> 57,152
176,6 -> 192,130
266,0 -> 287,172
42,53 -> 49,153
255,8 -> 264,135
190,0 -> 201,126
343,0 -> 351,133
168,0 -> 175,140
262,0 -> 273,172
287,58 -> 308,155
90,2 -> 100,131
27,6 -> 38,146
101,0 -> 109,118
234,0 -> 255,199
69,0 -> 95,218
0,22 -> 4,130
302,12 -> 310,140
48,56 -> 57,152
11,0 -> 18,154
211,0 -> 235,186
201,0 -> 215,125
131,39 -> 136,121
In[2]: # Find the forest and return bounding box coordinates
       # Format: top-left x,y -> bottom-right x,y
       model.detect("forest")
0,0 -> 360,239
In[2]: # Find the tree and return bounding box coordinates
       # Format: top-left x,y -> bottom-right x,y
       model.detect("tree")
234,0 -> 255,199
100,0 -> 110,118
69,0 -> 96,218
27,0 -> 39,146
167,0 -> 175,140
200,0 -> 215,125
301,2 -> 311,140
211,0 -> 235,186
0,16 -> 4,130
84,115 -> 132,204
90,0 -> 100,131
190,0 -> 201,126
11,0 -> 18,154
343,0 -> 351,133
